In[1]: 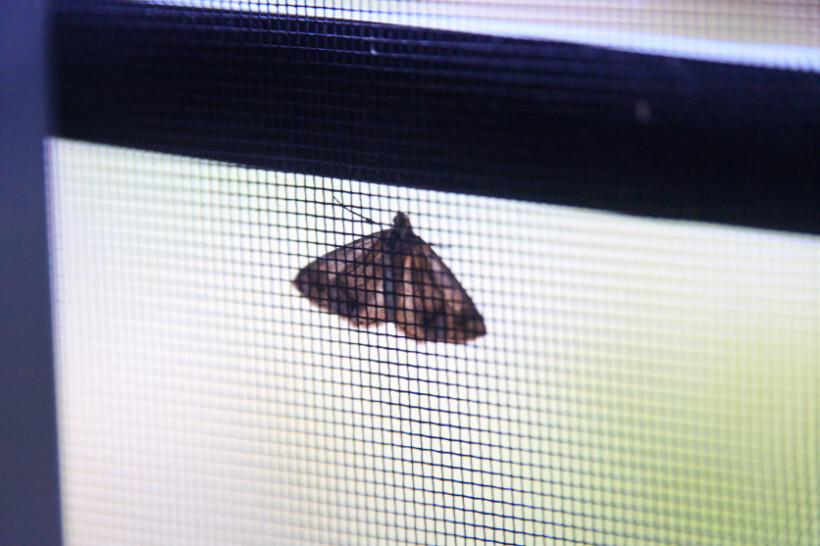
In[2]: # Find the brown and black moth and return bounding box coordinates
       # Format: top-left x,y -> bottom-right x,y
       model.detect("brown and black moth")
293,212 -> 486,343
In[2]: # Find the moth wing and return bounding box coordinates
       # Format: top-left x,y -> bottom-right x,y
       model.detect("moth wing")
394,239 -> 486,343
293,231 -> 390,327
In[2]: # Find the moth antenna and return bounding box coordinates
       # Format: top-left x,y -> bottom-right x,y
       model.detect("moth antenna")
332,196 -> 380,226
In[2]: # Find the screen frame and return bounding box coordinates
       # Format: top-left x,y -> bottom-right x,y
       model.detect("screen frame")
0,0 -> 63,543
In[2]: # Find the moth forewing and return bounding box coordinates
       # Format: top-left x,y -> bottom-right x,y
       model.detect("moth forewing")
293,233 -> 389,327
293,212 -> 485,343
401,243 -> 485,343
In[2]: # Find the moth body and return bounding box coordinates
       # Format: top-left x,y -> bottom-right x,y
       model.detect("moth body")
294,212 -> 485,343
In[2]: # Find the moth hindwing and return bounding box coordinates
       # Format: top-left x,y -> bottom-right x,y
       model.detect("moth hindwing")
294,212 -> 486,343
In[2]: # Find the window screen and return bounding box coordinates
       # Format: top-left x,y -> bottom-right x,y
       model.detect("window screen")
49,1 -> 819,544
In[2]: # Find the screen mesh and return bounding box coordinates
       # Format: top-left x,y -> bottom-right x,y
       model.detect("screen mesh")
49,140 -> 818,544
137,0 -> 820,47
48,1 -> 819,544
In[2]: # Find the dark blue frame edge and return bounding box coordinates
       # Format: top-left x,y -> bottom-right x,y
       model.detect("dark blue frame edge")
1,0 -> 63,544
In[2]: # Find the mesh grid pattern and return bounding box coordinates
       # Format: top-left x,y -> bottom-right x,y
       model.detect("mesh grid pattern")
138,0 -> 820,47
49,1 -> 819,544
50,140 -> 819,544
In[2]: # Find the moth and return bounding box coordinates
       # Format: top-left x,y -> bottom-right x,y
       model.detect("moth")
294,212 -> 486,343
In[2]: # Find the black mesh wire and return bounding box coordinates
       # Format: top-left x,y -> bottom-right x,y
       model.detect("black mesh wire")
48,1 -> 819,544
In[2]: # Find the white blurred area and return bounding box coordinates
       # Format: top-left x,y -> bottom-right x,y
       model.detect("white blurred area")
49,139 -> 819,544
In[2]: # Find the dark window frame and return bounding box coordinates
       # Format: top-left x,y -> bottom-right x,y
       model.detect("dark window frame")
51,0 -> 820,235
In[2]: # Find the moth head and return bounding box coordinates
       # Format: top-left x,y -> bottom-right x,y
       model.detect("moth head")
393,212 -> 411,229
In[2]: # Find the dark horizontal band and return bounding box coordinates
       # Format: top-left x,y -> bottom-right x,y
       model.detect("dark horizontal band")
51,0 -> 820,234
